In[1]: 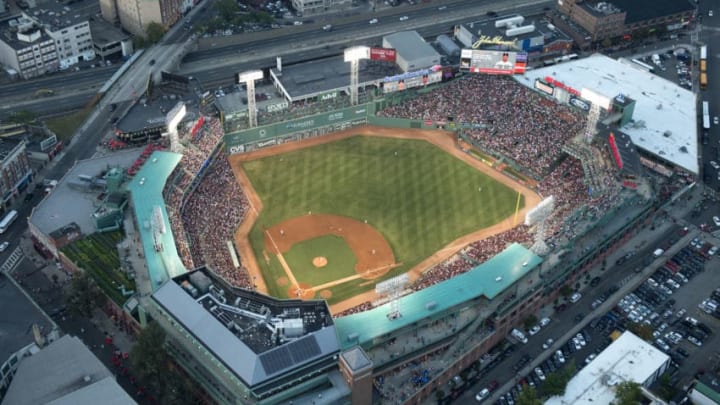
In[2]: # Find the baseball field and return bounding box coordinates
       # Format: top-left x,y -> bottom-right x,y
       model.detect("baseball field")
231,130 -> 530,307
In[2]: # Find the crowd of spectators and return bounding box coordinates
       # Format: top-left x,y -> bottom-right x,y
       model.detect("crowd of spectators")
377,75 -> 586,177
182,158 -> 252,288
159,115 -> 253,286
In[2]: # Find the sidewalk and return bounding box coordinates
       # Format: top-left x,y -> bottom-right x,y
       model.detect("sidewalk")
485,221 -> 700,404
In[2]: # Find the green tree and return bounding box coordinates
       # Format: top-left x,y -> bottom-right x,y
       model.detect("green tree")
613,381 -> 642,405
145,22 -> 166,44
66,272 -> 105,317
658,374 -> 676,401
560,285 -> 573,298
541,371 -> 569,398
523,315 -> 538,330
627,322 -> 654,341
215,0 -> 240,22
516,386 -> 543,405
130,323 -> 199,404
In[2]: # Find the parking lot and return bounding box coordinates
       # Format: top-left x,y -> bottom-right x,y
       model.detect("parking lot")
489,238 -> 720,405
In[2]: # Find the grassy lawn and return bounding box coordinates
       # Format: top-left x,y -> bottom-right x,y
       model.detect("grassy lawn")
61,231 -> 135,305
283,235 -> 358,286
242,136 -> 522,303
44,109 -> 92,143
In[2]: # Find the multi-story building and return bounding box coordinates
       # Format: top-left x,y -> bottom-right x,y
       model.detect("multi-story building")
291,0 -> 353,16
19,0 -> 97,69
0,137 -> 33,210
556,0 -> 695,44
0,16 -> 58,79
100,0 -> 183,37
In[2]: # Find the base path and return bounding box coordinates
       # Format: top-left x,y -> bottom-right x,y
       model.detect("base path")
228,126 -> 541,314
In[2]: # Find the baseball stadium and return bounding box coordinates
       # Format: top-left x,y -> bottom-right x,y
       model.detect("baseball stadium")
128,46 -> 672,404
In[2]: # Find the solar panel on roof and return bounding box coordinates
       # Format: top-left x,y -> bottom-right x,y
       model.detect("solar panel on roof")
288,336 -> 321,363
259,346 -> 293,375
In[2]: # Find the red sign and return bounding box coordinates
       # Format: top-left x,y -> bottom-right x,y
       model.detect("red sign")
544,76 -> 581,96
370,47 -> 397,62
608,132 -> 623,170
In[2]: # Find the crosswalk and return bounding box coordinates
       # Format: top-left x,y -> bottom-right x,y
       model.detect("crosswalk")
1,246 -> 24,274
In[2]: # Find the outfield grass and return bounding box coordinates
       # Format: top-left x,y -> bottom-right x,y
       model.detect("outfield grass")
283,235 -> 358,286
243,136 -> 523,302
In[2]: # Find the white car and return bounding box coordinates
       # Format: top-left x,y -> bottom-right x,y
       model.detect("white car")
543,338 -> 554,349
555,350 -> 565,363
576,333 -> 587,347
475,388 -> 490,402
710,10 -> 714,17
713,216 -> 720,226
528,325 -> 541,336
539,317 -> 551,327
570,292 -> 582,303
534,367 -> 546,381
0,241 -> 8,252
715,116 -> 719,125
369,18 -> 378,24
710,161 -> 720,169
688,336 -> 703,346
399,16 -> 409,21
585,353 -> 597,364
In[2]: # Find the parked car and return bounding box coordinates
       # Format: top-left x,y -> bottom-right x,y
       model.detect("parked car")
0,241 -> 9,252
570,292 -> 582,303
475,388 -> 490,402
543,338 -> 554,349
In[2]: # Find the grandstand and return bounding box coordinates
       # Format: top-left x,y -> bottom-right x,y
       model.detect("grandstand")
520,53 -> 698,174
125,61 -> 661,404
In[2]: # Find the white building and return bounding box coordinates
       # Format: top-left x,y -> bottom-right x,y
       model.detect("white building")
291,0 -> 353,16
22,1 -> 97,70
0,16 -> 59,79
519,53 -> 698,174
545,332 -> 670,405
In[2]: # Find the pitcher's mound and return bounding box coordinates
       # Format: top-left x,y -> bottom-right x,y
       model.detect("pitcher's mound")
313,256 -> 328,268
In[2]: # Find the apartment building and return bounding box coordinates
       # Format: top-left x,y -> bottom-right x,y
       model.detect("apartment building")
0,16 -> 58,79
100,0 -> 183,37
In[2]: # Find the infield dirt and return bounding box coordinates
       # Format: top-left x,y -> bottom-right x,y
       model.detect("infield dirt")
228,126 -> 541,314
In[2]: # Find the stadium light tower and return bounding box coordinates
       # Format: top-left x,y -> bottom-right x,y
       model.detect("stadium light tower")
344,46 -> 369,105
164,101 -> 186,154
580,88 -> 611,144
238,70 -> 264,128
375,273 -> 408,320
525,196 -> 555,256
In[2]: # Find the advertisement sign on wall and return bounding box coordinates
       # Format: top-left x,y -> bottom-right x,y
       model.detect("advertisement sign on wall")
370,47 -> 397,62
460,49 -> 528,75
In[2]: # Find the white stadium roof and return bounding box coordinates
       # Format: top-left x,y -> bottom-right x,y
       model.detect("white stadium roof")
545,332 -> 669,405
520,53 -> 698,174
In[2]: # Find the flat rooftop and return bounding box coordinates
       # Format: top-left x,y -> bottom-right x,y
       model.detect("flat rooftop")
0,16 -> 54,50
0,273 -> 55,366
271,56 -> 402,101
89,18 -> 128,46
613,0 -> 695,24
519,53 -> 698,174
0,135 -> 21,161
152,268 -> 340,388
334,243 -> 541,349
30,149 -> 143,236
459,14 -> 570,49
2,335 -> 135,405
117,93 -> 199,135
25,0 -> 99,31
545,332 -> 669,405
384,31 -> 440,65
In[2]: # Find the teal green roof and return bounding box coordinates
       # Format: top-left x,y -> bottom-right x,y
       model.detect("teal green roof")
334,243 -> 541,349
694,381 -> 720,404
127,151 -> 187,290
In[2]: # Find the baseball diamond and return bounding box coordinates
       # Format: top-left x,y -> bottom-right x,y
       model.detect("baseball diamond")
229,126 -> 541,310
